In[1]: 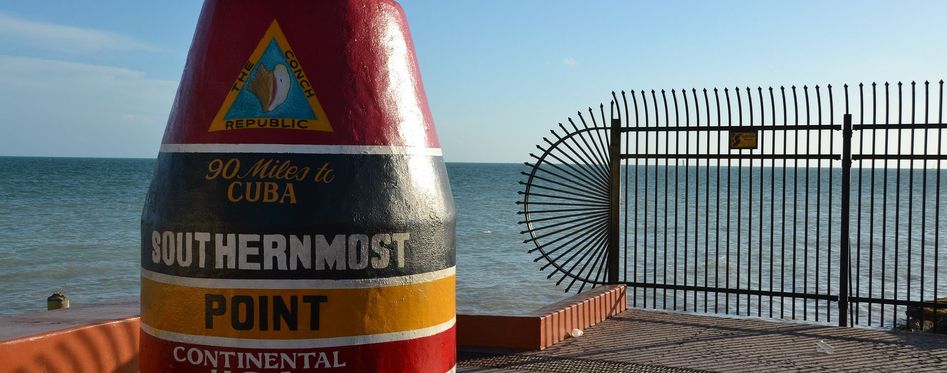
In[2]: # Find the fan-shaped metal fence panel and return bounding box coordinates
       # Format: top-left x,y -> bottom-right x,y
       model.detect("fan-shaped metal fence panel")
520,81 -> 947,329
517,106 -> 614,293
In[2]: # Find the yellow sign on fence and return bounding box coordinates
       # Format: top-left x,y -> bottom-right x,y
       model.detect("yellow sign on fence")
729,131 -> 758,150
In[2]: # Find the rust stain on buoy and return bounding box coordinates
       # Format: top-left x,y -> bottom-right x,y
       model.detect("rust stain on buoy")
140,1 -> 455,372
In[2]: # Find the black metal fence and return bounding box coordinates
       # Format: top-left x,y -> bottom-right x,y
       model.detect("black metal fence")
519,81 -> 947,328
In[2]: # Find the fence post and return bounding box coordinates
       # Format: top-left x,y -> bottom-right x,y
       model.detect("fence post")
839,113 -> 853,327
607,118 -> 622,284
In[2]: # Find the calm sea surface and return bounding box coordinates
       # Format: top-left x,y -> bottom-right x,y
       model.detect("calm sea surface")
2,157 -> 946,328
0,158 -> 567,317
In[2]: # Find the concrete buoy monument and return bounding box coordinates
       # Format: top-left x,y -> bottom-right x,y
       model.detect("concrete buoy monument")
140,1 -> 456,371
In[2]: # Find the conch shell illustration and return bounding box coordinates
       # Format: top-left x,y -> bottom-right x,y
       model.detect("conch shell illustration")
248,64 -> 291,112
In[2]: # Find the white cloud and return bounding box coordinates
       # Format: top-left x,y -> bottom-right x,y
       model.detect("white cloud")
0,55 -> 177,157
0,12 -> 159,53
0,55 -> 144,81
562,57 -> 577,68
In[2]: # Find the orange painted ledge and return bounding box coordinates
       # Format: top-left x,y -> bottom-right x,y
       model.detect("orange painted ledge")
457,284 -> 628,350
0,286 -> 627,371
0,298 -> 140,373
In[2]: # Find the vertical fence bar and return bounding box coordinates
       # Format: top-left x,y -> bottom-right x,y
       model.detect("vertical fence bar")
827,84 -> 835,323
608,118 -> 621,284
652,91 -> 660,306
855,84 -> 865,325
746,87 -> 754,317
725,89 -> 733,315
734,88 -> 743,315
803,86 -> 811,320
868,83 -> 877,325
791,86 -> 799,319
815,85 -> 824,322
921,81 -> 928,321
672,90 -> 681,311
881,82 -> 890,325
839,113 -> 853,327
780,87 -> 788,319
769,87 -> 777,319
714,90 -> 723,313
705,89 -> 712,313
936,80 -> 944,318
683,91 -> 691,311
694,90 -> 702,311
633,92 -> 641,307
662,91 -> 670,308
642,92 -> 650,308
894,82 -> 902,327
622,92 -> 630,286
908,82 -> 916,311
757,87 -> 764,318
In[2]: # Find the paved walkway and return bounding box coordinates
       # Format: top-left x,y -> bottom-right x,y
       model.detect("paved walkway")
459,309 -> 947,372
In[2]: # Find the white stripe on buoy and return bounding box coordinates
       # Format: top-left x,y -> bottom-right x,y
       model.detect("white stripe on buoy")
140,317 -> 455,349
160,143 -> 443,156
140,266 -> 455,289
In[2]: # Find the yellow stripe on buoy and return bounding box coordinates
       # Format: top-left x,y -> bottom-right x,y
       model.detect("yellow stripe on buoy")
140,274 -> 454,339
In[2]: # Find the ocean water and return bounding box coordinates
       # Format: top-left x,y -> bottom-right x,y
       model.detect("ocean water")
0,158 -> 147,317
2,157 -> 946,328
0,158 -> 568,317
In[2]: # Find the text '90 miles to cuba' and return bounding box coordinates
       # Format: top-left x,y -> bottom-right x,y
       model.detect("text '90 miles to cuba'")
205,157 -> 335,204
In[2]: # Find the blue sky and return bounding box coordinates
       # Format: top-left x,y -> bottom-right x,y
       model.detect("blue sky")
0,1 -> 945,162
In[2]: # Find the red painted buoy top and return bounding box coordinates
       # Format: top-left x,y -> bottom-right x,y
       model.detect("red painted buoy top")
162,0 -> 439,148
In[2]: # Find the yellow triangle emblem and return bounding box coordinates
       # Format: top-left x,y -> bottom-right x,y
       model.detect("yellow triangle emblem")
209,21 -> 332,132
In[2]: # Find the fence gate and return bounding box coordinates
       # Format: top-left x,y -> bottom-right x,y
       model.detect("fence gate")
520,81 -> 947,328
